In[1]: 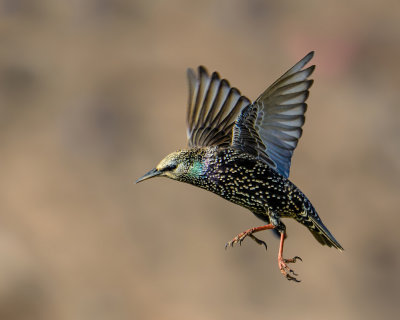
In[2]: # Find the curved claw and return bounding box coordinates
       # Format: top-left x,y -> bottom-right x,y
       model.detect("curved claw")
249,234 -> 268,251
225,231 -> 268,251
288,268 -> 298,276
225,224 -> 274,251
284,256 -> 302,263
279,256 -> 303,282
225,231 -> 248,249
224,241 -> 234,250
286,274 -> 301,282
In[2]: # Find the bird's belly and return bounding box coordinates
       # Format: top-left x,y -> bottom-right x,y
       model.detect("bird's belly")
205,159 -> 302,218
215,181 -> 292,217
222,192 -> 266,213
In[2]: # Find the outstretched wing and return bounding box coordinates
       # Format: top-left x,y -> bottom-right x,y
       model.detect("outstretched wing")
186,66 -> 250,148
232,52 -> 315,178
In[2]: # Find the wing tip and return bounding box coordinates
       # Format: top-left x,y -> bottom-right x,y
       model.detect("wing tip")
211,71 -> 221,81
198,66 -> 210,79
187,66 -> 209,77
186,68 -> 196,77
305,51 -> 315,61
296,51 -> 315,73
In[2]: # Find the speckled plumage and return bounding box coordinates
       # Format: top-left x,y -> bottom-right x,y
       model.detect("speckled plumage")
137,52 -> 343,281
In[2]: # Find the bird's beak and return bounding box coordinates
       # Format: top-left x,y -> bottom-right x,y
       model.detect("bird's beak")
136,168 -> 161,184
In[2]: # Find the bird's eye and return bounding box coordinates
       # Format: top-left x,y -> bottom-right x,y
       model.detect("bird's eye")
163,164 -> 177,171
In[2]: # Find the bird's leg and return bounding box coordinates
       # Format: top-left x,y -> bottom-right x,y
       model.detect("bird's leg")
225,224 -> 274,249
278,232 -> 302,282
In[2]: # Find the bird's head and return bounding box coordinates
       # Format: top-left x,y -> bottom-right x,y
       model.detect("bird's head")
136,149 -> 206,184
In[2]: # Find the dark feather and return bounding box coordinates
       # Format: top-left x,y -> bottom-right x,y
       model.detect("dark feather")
186,66 -> 251,148
232,52 -> 315,178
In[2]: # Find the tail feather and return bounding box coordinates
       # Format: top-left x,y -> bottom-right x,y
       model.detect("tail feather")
309,223 -> 343,250
309,217 -> 343,251
307,210 -> 344,251
298,199 -> 344,251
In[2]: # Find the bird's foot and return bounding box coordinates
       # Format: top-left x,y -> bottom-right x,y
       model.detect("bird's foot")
225,230 -> 250,248
225,228 -> 267,251
278,256 -> 302,282
248,234 -> 268,251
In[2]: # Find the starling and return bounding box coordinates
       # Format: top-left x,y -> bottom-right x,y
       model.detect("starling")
137,52 -> 343,281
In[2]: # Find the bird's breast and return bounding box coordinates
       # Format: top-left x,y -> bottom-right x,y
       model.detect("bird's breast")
202,156 -> 287,213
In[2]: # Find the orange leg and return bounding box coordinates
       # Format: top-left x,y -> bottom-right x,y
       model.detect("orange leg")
278,232 -> 302,282
225,224 -> 275,250
226,225 -> 302,282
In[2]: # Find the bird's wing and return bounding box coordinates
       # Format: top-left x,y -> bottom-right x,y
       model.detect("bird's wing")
186,66 -> 251,148
232,52 -> 315,178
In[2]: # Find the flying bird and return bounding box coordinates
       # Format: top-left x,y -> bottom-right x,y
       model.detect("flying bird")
137,52 -> 343,281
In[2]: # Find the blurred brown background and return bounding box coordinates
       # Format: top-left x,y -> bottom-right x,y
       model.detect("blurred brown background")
0,0 -> 399,319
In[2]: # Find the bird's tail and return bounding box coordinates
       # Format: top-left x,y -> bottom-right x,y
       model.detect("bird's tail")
299,200 -> 344,251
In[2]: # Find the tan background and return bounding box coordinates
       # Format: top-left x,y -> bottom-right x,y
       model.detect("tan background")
0,0 -> 399,319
